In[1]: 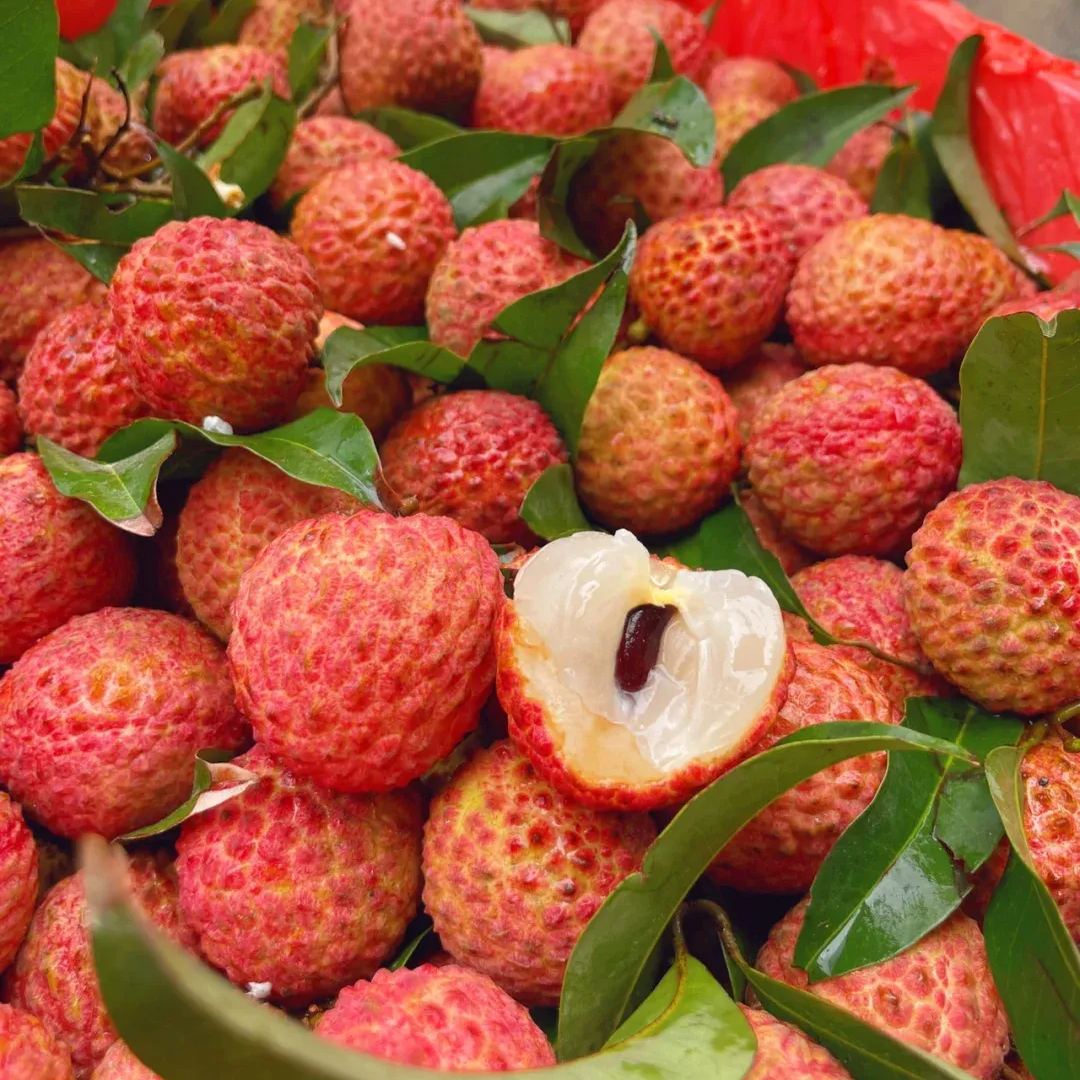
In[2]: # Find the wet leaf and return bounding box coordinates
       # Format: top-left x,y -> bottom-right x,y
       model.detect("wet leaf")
519,464 -> 591,541
0,0 -> 57,139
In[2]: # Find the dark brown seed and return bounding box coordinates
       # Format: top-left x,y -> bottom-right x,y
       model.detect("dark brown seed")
615,603 -> 678,693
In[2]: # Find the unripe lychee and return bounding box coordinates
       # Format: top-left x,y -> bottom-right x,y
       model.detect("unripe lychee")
745,364 -> 961,557
575,346 -> 741,535
0,454 -> 136,665
704,57 -> 799,106
425,219 -> 589,356
109,217 -> 321,431
722,343 -> 808,442
0,793 -> 37,974
292,158 -> 456,324
629,207 -> 793,369
238,0 -> 325,56
712,92 -> 779,163
755,903 -> 1009,1080
317,963 -> 556,1068
825,123 -> 892,201
904,477 -> 1080,715
379,390 -> 567,545
229,511 -> 503,792
472,44 -> 611,136
422,740 -> 655,1004
0,384 -> 20,455
90,1041 -> 159,1080
740,489 -> 812,576
739,1005 -> 853,1079
0,1004 -> 74,1080
709,640 -> 898,893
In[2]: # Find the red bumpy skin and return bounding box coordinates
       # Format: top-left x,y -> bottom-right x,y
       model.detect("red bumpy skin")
379,390 -> 567,546
176,746 -> 422,1005
0,384 -> 21,455
425,219 -> 589,356
109,217 -> 321,431
238,0 -> 324,56
0,1004 -> 74,1080
17,303 -> 148,456
575,346 -> 742,535
291,158 -> 456,325
228,511 -> 503,792
723,343 -> 808,442
709,640 -> 898,893
825,123 -> 893,201
89,1041 -> 159,1080
712,92 -> 780,163
739,1006 -> 853,1079
0,454 -> 136,665
904,477 -> 1080,715
745,364 -> 962,558
950,230 -> 1035,338
0,607 -> 247,840
756,903 -> 1009,1080
338,0 -> 482,120
318,963 -> 556,1069
991,288 -> 1080,320
704,57 -> 799,105
629,208 -> 793,369
422,740 -> 655,1005
176,449 -> 360,640
0,793 -> 37,974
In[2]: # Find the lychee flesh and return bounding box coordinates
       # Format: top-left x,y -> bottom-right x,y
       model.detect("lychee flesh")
0,793 -> 37,974
704,57 -> 799,106
739,1005 -> 853,1079
0,384 -> 21,456
0,1003 -> 74,1080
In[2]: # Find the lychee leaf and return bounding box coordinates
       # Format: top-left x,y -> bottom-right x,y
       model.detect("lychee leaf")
870,132 -> 931,218
387,924 -> 432,971
16,185 -> 172,243
0,0 -> 58,139
0,130 -> 44,189
158,141 -> 228,220
647,35 -> 676,83
520,464 -> 591,540
465,7 -> 570,48
117,29 -> 164,92
288,19 -> 331,104
150,0 -> 212,51
357,107 -> 461,152
196,0 -> 255,46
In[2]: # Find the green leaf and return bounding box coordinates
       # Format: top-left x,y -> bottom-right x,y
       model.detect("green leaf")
519,464 -> 590,541
871,134 -> 930,217
158,141 -> 228,219
647,35 -> 675,82
0,130 -> 44,188
54,239 -> 126,283
197,0 -> 255,45
465,5 -> 570,47
781,62 -> 818,96
387,925 -> 432,971
357,107 -> 461,151
151,0 -> 211,51
794,699 -> 1022,981
957,310 -> 1080,495
722,83 -> 914,191
538,137 -> 603,258
1021,189 -> 1080,235
611,75 -> 716,168
0,0 -> 58,139
288,19 -> 331,104
118,30 -> 165,92
556,722 -> 976,1060
69,0 -> 150,72
16,185 -> 172,242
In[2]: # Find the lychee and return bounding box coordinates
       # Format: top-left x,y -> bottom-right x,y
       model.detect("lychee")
722,343 -> 808,442
90,1041 -> 159,1080
825,123 -> 893,201
0,384 -> 21,456
238,0 -> 325,56
469,0 -> 606,35
950,230 -> 1035,337
739,489 -> 812,576
82,78 -> 156,178
712,93 -> 779,163
739,1005 -> 853,1079
990,288 -> 1080,320
133,485 -> 193,618
0,793 -> 37,974
422,740 -> 655,1004
0,1004 -> 74,1080
704,57 -> 799,106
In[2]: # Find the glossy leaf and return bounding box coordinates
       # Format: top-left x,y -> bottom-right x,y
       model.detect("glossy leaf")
465,6 -> 570,47
16,185 -> 172,242
519,464 -> 591,541
288,20 -> 331,104
197,0 -> 255,45
0,0 -> 57,139
158,141 -> 228,219
957,310 -> 1080,496
358,107 -> 461,151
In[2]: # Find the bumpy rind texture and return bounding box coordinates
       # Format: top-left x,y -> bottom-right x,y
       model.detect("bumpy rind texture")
426,219 -> 588,355
825,124 -> 893,201
712,93 -> 779,163
710,641 -> 898,893
904,477 -> 1080,715
740,489 -> 812,576
318,963 -> 556,1068
992,289 -> 1080,320
379,390 -> 567,545
739,1006 -> 853,1079
0,794 -> 37,974
950,230 -> 1034,338
176,449 -> 359,640
238,0 -> 324,55
745,364 -> 962,557
0,384 -> 21,455
704,57 -> 799,105
89,1041 -> 160,1080
575,346 -> 742,535
629,208 -> 793,369
109,217 -> 321,431
0,454 -> 136,665
229,511 -> 503,792
723,343 -> 808,442
422,741 -> 655,1004
0,1004 -> 74,1080
292,158 -> 456,324
0,607 -> 247,839
756,903 -> 1009,1080
176,746 -> 422,1005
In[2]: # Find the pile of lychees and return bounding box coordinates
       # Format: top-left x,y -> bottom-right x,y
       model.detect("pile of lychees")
0,0 -> 1078,1078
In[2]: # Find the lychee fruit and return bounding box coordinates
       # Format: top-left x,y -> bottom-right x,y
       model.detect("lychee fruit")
825,123 -> 893,201
739,1005 -> 853,1079
712,92 -> 779,163
238,0 -> 325,56
314,84 -> 346,116
317,963 -> 556,1069
0,453 -> 136,665
739,489 -> 812,576
472,44 -> 612,136
704,57 -> 799,106
0,384 -> 21,456
497,529 -> 794,810
991,288 -> 1080,320
109,217 -> 321,431
575,346 -> 742,535
722,343 -> 808,442
0,1004 -> 74,1080
82,78 -> 156,178
228,511 -> 503,792
0,793 -> 37,974
0,607 -> 247,840
629,207 -> 793,369
469,0 -> 606,36
903,477 -> 1080,716
422,740 -> 655,1004
426,219 -> 589,356
89,1041 -> 159,1080
379,390 -> 567,545
291,158 -> 456,325
745,364 -> 962,557
709,640 -> 898,893
950,230 -> 1035,338
755,902 -> 1009,1080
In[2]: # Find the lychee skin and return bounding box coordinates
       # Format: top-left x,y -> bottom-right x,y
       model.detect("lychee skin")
740,490 -> 812,576
990,288 -> 1080,320
426,219 -> 589,357
0,1004 -> 74,1080
82,78 -> 156,178
422,741 -> 655,1005
0,384 -> 20,455
229,511 -> 503,792
704,57 -> 799,106
756,903 -> 1009,1080
317,963 -> 556,1069
0,454 -> 136,665
17,304 -> 149,457
950,230 -> 1035,338
89,1041 -> 159,1080
575,346 -> 742,535
723,343 -> 808,443
629,208 -> 794,369
739,1005 -> 853,1080
712,93 -> 780,163
176,746 -> 422,1006
745,364 -> 962,557
291,158 -> 456,325
0,794 -> 37,974
904,477 -> 1080,716
709,640 -> 898,894
109,217 -> 321,431
825,123 -> 893,201
238,0 -> 325,56
470,0 -> 606,35
472,44 -> 612,136
379,390 -> 567,546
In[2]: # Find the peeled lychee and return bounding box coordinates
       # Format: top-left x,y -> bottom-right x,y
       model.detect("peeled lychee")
229,511 -> 503,792
739,1005 -> 853,1079
704,57 -> 799,106
422,740 -> 655,1004
0,793 -> 37,974
745,364 -> 962,557
825,123 -> 893,201
723,343 -> 807,442
575,346 -> 742,535
756,903 -> 1009,1080
712,93 -> 779,163
0,384 -> 20,456
498,530 -> 793,810
318,963 -> 556,1068
90,1041 -> 159,1080
904,477 -> 1080,716
238,0 -> 325,56
0,1004 -> 74,1080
